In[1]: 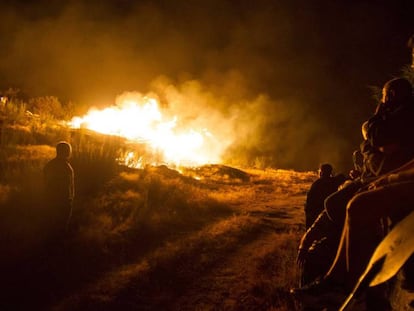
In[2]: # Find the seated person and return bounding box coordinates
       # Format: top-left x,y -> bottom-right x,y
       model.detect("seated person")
296,77 -> 414,287
304,163 -> 342,229
292,158 -> 414,308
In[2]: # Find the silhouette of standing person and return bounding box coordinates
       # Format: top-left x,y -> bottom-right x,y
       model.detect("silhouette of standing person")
44,141 -> 75,236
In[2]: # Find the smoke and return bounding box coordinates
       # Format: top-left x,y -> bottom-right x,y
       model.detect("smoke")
145,76 -> 350,170
0,0 -> 412,171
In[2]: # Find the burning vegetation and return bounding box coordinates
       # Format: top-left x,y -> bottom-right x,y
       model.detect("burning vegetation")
67,91 -> 230,168
0,90 -> 315,310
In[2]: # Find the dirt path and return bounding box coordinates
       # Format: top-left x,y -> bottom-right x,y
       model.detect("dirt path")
170,227 -> 297,311
166,187 -> 305,311
55,216 -> 302,311
54,173 -> 307,311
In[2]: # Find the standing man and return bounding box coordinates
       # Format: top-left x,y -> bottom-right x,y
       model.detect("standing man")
44,141 -> 75,235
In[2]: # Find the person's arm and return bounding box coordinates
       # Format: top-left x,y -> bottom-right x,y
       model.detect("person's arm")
69,165 -> 75,201
369,159 -> 414,188
297,211 -> 332,265
366,105 -> 409,150
380,167 -> 414,185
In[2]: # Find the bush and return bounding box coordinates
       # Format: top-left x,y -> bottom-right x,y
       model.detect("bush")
27,96 -> 64,119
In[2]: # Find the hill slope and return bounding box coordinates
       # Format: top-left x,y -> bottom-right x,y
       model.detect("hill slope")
0,158 -> 314,310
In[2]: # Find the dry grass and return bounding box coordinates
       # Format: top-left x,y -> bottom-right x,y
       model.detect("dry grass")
0,104 -> 313,310
56,215 -> 303,311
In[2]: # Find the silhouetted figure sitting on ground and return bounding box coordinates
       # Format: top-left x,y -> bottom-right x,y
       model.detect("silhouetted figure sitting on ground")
292,77 -> 414,309
293,158 -> 414,310
298,164 -> 345,287
296,77 -> 414,290
304,163 -> 342,229
44,141 -> 75,238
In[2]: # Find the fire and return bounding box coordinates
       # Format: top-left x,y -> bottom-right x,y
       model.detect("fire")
68,92 -> 226,167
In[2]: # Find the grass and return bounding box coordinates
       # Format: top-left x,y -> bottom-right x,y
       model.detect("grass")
56,216 -> 303,311
0,97 -> 312,310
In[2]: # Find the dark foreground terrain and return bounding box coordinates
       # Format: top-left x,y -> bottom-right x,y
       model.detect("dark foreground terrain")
0,166 -> 311,311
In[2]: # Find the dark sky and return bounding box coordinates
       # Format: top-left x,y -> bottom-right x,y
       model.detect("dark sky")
0,0 -> 413,171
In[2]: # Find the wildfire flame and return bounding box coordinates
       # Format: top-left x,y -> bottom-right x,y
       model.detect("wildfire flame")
68,92 -> 227,167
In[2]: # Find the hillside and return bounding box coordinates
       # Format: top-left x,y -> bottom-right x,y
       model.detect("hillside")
53,167 -> 312,311
2,101 -> 414,311
0,153 -> 314,310
0,100 -> 316,310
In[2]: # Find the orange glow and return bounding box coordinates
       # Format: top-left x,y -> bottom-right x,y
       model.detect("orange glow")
68,93 -> 227,167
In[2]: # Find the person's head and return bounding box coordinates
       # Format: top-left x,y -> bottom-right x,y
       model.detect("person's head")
319,163 -> 333,178
56,141 -> 72,159
381,77 -> 413,107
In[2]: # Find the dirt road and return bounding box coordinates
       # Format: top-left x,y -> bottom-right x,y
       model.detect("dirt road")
54,169 -> 310,311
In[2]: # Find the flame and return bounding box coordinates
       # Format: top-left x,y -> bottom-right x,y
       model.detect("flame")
68,93 -> 225,167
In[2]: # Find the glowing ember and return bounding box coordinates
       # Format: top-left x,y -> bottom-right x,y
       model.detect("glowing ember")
68,93 -> 225,167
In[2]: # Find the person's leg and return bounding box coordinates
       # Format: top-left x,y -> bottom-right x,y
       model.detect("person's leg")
323,224 -> 346,276
311,182 -> 363,285
343,181 -> 414,287
342,189 -> 386,287
316,186 -> 390,288
291,181 -> 414,308
324,181 -> 362,226
294,185 -> 364,288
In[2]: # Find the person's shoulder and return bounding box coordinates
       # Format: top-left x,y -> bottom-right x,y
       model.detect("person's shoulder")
67,161 -> 74,171
44,157 -> 57,169
311,177 -> 322,185
333,174 -> 347,184
309,178 -> 326,189
45,158 -> 72,169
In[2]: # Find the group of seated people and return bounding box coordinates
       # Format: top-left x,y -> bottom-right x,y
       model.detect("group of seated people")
292,76 -> 414,310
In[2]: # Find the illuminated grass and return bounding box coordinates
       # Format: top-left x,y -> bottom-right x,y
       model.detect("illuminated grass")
0,103 -> 313,310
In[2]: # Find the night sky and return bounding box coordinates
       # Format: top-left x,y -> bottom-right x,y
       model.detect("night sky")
0,0 -> 413,171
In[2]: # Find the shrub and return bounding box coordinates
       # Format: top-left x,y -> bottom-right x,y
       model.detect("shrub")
27,96 -> 64,119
